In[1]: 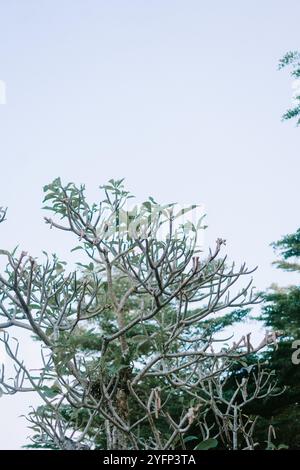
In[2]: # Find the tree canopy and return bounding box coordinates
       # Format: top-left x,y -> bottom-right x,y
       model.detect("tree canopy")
0,180 -> 278,450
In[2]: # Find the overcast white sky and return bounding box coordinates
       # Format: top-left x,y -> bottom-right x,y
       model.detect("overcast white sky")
0,0 -> 300,449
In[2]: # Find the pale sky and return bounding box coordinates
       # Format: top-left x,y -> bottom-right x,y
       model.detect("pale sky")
0,0 -> 300,449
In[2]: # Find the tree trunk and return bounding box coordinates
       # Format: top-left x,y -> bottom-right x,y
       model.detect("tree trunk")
105,301 -> 130,449
105,388 -> 129,449
105,360 -> 132,450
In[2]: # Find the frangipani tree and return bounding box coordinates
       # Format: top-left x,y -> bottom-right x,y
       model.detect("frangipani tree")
0,180 -> 278,450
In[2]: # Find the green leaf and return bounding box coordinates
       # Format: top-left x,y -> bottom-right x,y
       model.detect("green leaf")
43,193 -> 56,202
41,386 -> 60,398
52,177 -> 62,187
142,201 -> 152,212
266,442 -> 276,450
71,246 -> 83,252
194,438 -> 218,450
174,205 -> 198,219
184,435 -> 198,443
131,335 -> 150,344
29,304 -> 41,310
278,444 -> 289,450
148,196 -> 157,205
239,360 -> 248,367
